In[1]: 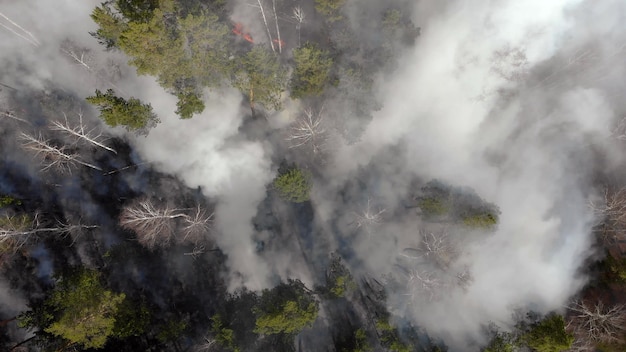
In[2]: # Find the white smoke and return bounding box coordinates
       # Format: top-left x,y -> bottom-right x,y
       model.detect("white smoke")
322,0 -> 623,347
129,85 -> 276,291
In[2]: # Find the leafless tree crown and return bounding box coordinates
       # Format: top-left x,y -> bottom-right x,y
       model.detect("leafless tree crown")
568,301 -> 626,347
351,198 -> 385,230
120,198 -> 214,250
20,132 -> 102,173
286,107 -> 327,154
51,112 -> 117,154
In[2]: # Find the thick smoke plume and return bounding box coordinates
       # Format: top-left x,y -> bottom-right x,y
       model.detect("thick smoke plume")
1,0 -> 626,349
319,0 -> 626,347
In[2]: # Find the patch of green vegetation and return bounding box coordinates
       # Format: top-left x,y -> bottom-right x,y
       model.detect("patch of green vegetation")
330,275 -> 357,298
86,89 -> 159,133
462,213 -> 499,229
417,180 -> 500,230
211,314 -> 239,352
291,43 -> 334,99
519,313 -> 573,352
418,197 -> 451,217
38,269 -> 126,349
273,167 -> 312,203
0,195 -> 21,208
376,318 -> 411,352
157,318 -> 188,343
254,280 -> 318,335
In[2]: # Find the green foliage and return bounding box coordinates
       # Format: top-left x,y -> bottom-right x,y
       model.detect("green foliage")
111,298 -> 151,338
118,9 -> 185,80
211,314 -> 240,352
180,12 -> 233,87
331,275 -> 357,297
376,319 -> 411,352
90,3 -> 127,49
0,195 -> 21,208
291,43 -> 334,98
233,46 -> 287,111
462,213 -> 499,229
600,253 -> 626,283
314,0 -> 346,23
43,269 -> 126,349
86,89 -> 159,132
483,332 -> 515,352
326,254 -> 357,298
175,92 -> 205,119
520,313 -> 573,352
417,180 -> 500,229
273,167 -> 312,203
418,197 -> 451,217
157,318 -> 188,343
254,280 -> 318,335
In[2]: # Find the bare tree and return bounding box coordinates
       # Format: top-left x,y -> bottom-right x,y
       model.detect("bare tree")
351,198 -> 385,230
589,186 -> 626,245
456,266 -> 473,290
286,106 -> 327,154
20,132 -> 102,173
119,198 -> 187,249
51,111 -> 117,154
181,205 -> 214,244
272,0 -> 282,53
568,301 -> 626,347
59,39 -> 127,94
404,268 -> 444,302
402,230 -> 458,269
0,110 -> 30,125
0,12 -> 40,47
194,336 -> 217,351
292,7 -> 305,46
252,0 -> 276,52
0,212 -> 95,252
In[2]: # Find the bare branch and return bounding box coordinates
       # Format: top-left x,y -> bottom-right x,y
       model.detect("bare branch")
402,229 -> 458,269
568,301 -> 626,346
292,7 -> 305,46
51,112 -> 117,154
351,198 -> 385,230
404,268 -> 444,302
272,0 -> 282,53
0,110 -> 30,125
119,198 -> 186,249
286,107 -> 327,154
255,0 -> 275,52
20,132 -> 102,172
181,205 -> 214,244
0,12 -> 40,47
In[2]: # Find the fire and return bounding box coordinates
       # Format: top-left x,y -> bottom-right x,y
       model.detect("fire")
232,23 -> 254,43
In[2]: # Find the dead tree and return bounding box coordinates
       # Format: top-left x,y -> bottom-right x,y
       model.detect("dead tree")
286,107 -> 327,154
253,0 -> 276,52
0,213 -> 95,252
119,198 -> 187,249
0,110 -> 30,125
351,198 -> 385,230
568,301 -> 626,346
456,266 -> 473,290
292,7 -> 305,46
51,111 -> 117,154
405,268 -> 444,302
589,186 -> 626,245
402,230 -> 457,269
20,132 -> 102,173
181,205 -> 214,244
271,0 -> 282,53
0,12 -> 40,47
59,39 -> 127,94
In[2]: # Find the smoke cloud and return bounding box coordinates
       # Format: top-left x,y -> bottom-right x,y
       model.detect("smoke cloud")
318,0 -> 626,347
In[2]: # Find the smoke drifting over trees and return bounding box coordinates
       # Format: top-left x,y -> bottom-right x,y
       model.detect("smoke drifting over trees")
1,0 -> 626,351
